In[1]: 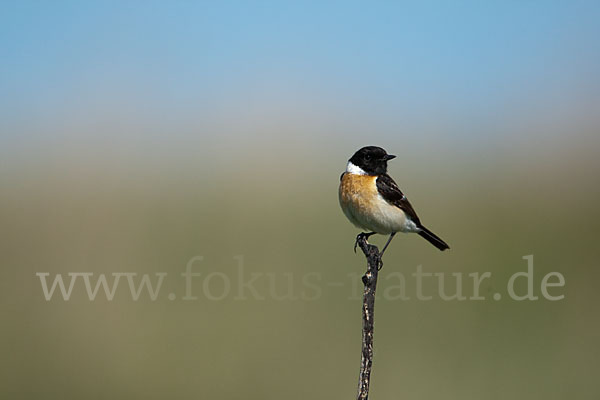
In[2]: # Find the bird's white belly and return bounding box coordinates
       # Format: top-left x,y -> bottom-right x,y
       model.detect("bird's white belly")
349,194 -> 414,234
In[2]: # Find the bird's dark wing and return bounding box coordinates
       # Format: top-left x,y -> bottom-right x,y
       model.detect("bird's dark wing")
376,173 -> 421,225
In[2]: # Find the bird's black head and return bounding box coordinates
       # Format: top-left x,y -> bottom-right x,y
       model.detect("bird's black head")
348,146 -> 396,175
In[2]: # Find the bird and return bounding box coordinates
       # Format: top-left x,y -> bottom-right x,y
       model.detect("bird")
339,146 -> 449,256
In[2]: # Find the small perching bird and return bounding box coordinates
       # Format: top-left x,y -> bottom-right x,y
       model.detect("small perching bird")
339,146 -> 449,256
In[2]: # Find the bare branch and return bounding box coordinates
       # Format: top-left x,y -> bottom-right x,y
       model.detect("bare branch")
355,235 -> 382,400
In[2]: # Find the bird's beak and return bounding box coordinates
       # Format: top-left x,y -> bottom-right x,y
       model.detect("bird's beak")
385,154 -> 396,161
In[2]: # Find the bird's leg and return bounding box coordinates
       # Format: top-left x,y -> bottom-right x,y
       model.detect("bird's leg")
378,232 -> 397,260
354,232 -> 377,253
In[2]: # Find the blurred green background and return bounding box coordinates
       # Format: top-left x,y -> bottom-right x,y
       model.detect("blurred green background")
1,1 -> 600,399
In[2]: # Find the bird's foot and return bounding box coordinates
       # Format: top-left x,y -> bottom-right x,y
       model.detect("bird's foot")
354,232 -> 376,253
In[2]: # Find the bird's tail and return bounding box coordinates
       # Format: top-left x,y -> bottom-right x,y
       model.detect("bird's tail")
418,225 -> 450,251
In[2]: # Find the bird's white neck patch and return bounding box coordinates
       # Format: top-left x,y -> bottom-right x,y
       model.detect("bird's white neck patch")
346,161 -> 367,175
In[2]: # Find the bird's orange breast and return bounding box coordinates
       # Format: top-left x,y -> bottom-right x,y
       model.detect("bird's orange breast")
339,173 -> 380,230
339,172 -> 408,234
339,173 -> 379,210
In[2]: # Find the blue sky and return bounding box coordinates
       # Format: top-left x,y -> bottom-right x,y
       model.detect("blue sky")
1,1 -> 599,150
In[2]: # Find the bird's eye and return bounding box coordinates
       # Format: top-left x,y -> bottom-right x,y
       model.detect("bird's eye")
364,154 -> 371,161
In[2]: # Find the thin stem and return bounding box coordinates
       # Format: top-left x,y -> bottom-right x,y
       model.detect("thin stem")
355,235 -> 382,400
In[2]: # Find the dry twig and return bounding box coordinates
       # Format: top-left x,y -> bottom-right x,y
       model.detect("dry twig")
355,235 -> 382,400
